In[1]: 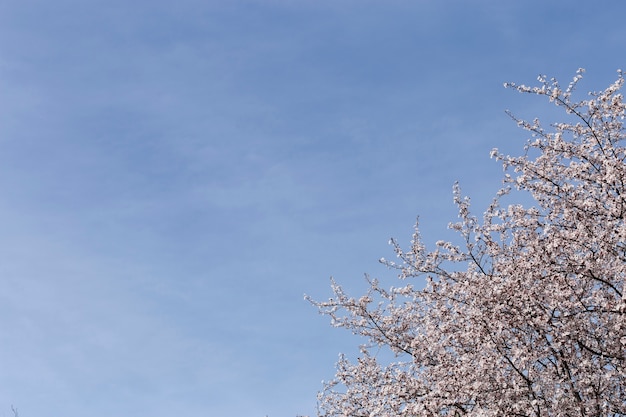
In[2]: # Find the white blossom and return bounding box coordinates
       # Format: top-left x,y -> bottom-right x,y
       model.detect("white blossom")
307,70 -> 626,417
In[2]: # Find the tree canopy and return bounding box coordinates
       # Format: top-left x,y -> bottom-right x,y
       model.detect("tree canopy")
308,69 -> 626,416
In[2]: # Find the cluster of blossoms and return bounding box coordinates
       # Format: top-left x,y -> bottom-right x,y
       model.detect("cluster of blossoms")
308,69 -> 626,416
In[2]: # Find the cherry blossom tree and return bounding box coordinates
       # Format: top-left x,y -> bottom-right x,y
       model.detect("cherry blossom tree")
308,69 -> 626,416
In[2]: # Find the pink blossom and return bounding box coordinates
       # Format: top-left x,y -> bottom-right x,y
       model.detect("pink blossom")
307,70 -> 626,417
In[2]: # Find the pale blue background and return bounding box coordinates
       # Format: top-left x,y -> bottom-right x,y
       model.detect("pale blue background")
0,1 -> 624,416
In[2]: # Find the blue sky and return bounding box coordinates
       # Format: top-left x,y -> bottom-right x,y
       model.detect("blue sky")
0,1 -> 625,416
